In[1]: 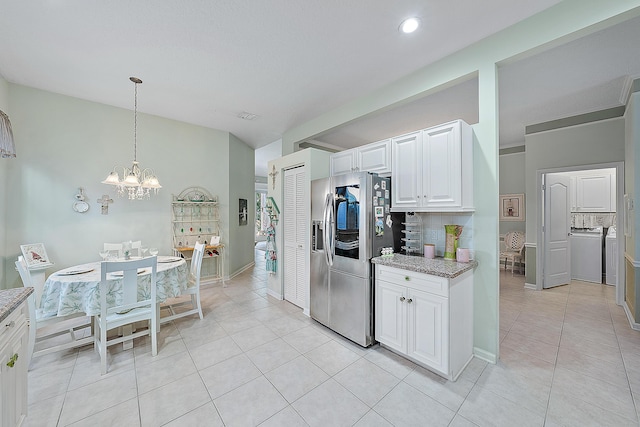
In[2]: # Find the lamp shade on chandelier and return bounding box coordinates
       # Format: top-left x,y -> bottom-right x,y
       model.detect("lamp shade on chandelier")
102,77 -> 161,200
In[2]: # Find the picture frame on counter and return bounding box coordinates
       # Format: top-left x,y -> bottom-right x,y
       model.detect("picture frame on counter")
499,194 -> 525,221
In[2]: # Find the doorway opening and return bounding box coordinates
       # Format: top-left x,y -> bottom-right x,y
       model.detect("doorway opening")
536,162 -> 625,305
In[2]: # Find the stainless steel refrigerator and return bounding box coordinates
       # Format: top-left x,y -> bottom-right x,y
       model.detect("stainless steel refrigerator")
310,172 -> 394,347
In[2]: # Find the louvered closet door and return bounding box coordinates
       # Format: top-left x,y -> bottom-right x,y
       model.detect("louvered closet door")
283,166 -> 307,309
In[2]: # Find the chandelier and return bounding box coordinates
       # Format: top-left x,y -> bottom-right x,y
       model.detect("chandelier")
102,77 -> 161,200
0,109 -> 16,158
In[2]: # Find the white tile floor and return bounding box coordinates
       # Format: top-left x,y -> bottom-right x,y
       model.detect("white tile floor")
24,253 -> 640,426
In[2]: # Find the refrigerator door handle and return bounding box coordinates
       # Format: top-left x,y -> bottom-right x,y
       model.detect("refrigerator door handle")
323,193 -> 334,267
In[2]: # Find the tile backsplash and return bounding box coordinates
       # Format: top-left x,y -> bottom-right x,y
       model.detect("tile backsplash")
415,212 -> 474,259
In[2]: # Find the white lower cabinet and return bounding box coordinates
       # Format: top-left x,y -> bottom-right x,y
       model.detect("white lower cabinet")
1,301 -> 29,427
375,264 -> 473,381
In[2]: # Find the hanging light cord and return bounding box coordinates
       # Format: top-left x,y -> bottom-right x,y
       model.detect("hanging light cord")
133,79 -> 138,162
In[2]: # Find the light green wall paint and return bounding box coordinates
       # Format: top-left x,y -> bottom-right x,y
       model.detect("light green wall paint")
2,84 -> 233,289
279,0 -> 640,362
228,133 -> 256,276
0,75 -> 9,288
499,152 -> 526,236
626,93 -> 638,261
625,91 -> 640,320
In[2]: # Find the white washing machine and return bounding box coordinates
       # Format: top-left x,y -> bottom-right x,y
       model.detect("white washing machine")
606,227 -> 617,285
570,227 -> 603,283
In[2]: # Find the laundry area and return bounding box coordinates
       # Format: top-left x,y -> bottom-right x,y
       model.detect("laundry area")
564,168 -> 617,285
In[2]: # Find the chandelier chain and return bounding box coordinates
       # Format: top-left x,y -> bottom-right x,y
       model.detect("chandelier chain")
133,80 -> 138,162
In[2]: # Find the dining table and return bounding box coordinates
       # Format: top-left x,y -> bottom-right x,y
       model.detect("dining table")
40,255 -> 188,319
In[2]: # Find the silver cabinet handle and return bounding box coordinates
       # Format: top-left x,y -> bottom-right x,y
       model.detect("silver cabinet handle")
399,297 -> 405,302
407,298 -> 413,304
404,276 -> 410,281
5,320 -> 15,329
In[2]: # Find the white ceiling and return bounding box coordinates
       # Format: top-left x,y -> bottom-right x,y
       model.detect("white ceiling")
1,1 -> 638,178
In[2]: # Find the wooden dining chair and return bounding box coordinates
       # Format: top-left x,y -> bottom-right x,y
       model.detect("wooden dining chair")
160,241 -> 205,324
103,242 -> 123,259
95,256 -> 158,375
15,257 -> 93,366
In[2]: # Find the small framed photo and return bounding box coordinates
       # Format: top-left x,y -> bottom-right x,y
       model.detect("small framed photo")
500,194 -> 525,221
20,243 -> 52,267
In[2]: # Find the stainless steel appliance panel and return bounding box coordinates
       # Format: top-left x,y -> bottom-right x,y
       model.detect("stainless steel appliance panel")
328,269 -> 373,347
310,178 -> 330,325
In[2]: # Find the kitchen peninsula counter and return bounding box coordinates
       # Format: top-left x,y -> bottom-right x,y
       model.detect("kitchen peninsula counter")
0,287 -> 33,324
371,253 -> 477,279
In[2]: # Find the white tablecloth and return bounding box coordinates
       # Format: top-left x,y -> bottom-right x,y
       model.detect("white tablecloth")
40,256 -> 188,317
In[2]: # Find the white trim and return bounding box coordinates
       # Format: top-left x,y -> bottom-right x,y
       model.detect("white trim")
266,288 -> 283,300
524,283 -> 537,290
227,261 -> 255,280
473,347 -> 497,364
623,302 -> 640,331
624,252 -> 640,268
524,242 -> 536,248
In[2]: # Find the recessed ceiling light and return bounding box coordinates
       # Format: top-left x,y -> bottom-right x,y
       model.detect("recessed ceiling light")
399,17 -> 420,34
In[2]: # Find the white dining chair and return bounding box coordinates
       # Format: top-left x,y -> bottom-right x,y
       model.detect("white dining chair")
95,256 -> 158,375
500,231 -> 526,275
15,257 -> 93,366
127,240 -> 143,257
103,242 -> 123,258
160,241 -> 205,324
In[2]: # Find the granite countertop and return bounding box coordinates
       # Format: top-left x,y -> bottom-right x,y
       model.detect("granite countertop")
0,287 -> 33,324
371,253 -> 477,278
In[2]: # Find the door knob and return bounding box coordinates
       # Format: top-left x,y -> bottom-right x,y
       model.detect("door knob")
399,297 -> 405,302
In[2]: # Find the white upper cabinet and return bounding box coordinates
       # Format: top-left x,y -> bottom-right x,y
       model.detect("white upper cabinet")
391,131 -> 422,209
573,170 -> 615,212
330,150 -> 357,176
358,139 -> 391,175
330,139 -> 391,176
392,120 -> 474,212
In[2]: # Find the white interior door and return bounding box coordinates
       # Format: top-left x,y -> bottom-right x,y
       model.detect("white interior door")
283,166 -> 307,308
543,173 -> 571,288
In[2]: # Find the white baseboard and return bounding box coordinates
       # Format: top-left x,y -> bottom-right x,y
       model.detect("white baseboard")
228,261 -> 255,280
524,282 -> 537,290
266,288 -> 283,300
623,301 -> 640,331
473,347 -> 497,364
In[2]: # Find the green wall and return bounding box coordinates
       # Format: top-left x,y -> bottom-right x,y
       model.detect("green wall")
0,75 -> 9,288
2,84 -> 254,288
625,90 -> 640,321
228,133 -> 256,276
499,150 -> 526,236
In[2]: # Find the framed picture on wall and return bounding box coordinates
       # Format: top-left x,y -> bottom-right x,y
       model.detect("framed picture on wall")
20,243 -> 53,268
239,198 -> 248,226
499,194 -> 525,221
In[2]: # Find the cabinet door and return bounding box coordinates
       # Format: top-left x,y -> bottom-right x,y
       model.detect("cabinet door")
375,280 -> 406,353
576,174 -> 611,212
1,324 -> 28,427
570,176 -> 577,212
391,132 -> 422,210
358,139 -> 391,175
330,150 -> 356,176
407,288 -> 448,374
422,122 -> 461,208
284,167 -> 308,309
